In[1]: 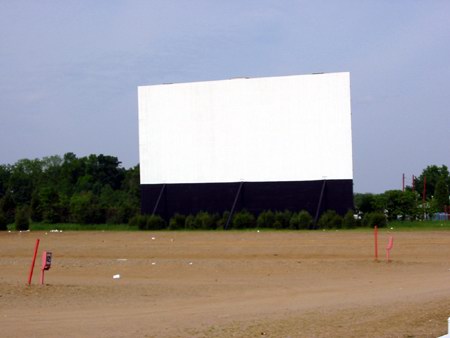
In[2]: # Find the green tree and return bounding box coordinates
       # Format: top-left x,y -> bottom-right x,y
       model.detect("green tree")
40,155 -> 63,188
8,159 -> 43,205
0,192 -> 16,224
38,186 -> 63,223
354,193 -> 377,213
70,192 -> 104,224
15,206 -> 30,231
433,178 -> 449,212
122,165 -> 140,202
0,212 -> 8,231
382,190 -> 418,220
60,152 -> 84,196
30,191 -> 43,222
0,153 -> 138,226
414,165 -> 450,200
362,212 -> 387,228
84,154 -> 125,191
0,164 -> 11,199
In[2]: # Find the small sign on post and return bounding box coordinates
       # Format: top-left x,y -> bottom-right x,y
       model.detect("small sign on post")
40,251 -> 52,285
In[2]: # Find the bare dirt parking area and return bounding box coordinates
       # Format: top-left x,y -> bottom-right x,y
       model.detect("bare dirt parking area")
0,229 -> 449,338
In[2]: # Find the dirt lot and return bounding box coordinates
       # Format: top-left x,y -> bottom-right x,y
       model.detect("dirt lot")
0,229 -> 449,338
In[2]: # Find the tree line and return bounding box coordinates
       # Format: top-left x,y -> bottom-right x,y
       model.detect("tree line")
1,154 -> 448,231
354,165 -> 450,220
0,153 -> 139,229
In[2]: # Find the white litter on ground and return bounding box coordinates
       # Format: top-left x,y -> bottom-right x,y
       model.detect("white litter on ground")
151,237 -> 156,240
113,274 -> 120,279
116,259 -> 128,262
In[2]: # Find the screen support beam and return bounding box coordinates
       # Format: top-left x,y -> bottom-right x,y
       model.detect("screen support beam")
152,184 -> 166,216
224,182 -> 244,230
314,179 -> 327,228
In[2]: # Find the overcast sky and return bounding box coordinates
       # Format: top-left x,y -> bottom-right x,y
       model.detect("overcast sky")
1,1 -> 449,193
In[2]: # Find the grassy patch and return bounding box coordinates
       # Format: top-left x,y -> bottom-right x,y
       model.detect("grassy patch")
4,220 -> 449,232
387,220 -> 450,230
29,223 -> 139,231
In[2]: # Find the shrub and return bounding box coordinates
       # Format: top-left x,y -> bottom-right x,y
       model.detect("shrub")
342,210 -> 357,229
273,220 -> 283,229
232,210 -> 256,229
257,210 -> 275,228
274,210 -> 292,229
169,213 -> 186,230
193,211 -> 218,230
104,204 -> 136,225
15,206 -> 30,231
128,214 -> 139,227
211,213 -> 220,229
184,214 -> 196,230
122,204 -> 140,224
146,215 -> 166,230
318,210 -> 343,229
290,210 -> 313,230
129,214 -> 148,230
216,211 -> 230,230
362,212 -> 387,228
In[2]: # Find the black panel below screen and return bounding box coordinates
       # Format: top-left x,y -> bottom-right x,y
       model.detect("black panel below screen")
141,180 -> 353,220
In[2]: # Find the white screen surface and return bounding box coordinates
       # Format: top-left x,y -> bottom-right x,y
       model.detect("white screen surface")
138,72 -> 352,184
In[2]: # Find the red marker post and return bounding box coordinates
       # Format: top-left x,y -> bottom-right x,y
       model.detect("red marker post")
28,239 -> 40,285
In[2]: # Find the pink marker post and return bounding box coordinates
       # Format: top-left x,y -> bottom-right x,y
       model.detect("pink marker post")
386,236 -> 394,262
374,225 -> 378,261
